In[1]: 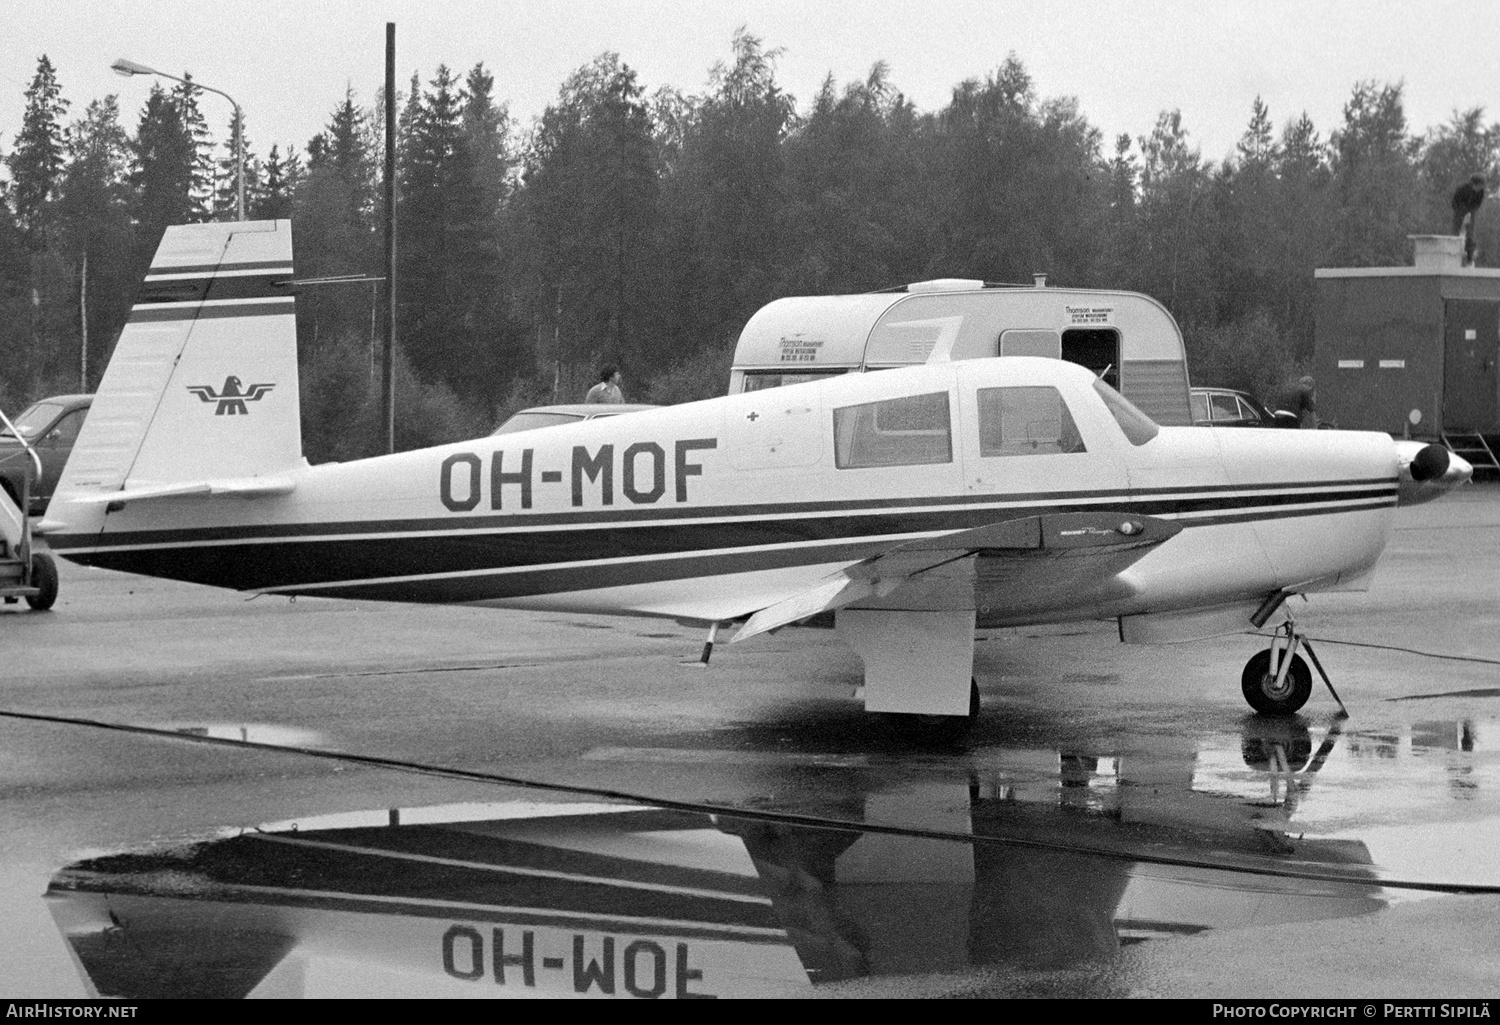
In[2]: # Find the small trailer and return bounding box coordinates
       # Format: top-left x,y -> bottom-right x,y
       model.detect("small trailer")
728,277 -> 1194,426
1314,235 -> 1500,470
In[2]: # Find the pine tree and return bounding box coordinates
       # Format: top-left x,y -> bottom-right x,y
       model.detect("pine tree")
520,53 -> 662,393
254,144 -> 298,219
1329,81 -> 1421,265
660,31 -> 793,357
213,108 -> 259,220
55,95 -> 136,388
8,55 -> 71,243
1237,96 -> 1278,169
130,83 -> 197,255
171,75 -> 216,222
307,87 -> 376,228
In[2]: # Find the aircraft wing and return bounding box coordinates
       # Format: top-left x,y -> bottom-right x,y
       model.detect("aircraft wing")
732,511 -> 1182,642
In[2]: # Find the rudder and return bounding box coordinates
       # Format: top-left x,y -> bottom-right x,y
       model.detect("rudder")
54,220 -> 301,500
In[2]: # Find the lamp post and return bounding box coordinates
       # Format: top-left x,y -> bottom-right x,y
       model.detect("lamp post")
111,58 -> 244,221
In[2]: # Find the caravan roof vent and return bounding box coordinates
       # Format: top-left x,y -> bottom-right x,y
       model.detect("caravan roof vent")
906,278 -> 985,293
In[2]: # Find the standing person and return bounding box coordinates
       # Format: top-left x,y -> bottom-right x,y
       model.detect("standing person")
1452,174 -> 1486,267
585,365 -> 624,404
1293,375 -> 1319,429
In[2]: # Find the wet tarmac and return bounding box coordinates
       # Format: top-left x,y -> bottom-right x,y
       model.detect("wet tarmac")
4,485 -> 1500,998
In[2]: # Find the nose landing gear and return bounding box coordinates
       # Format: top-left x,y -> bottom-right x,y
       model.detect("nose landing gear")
1241,617 -> 1348,717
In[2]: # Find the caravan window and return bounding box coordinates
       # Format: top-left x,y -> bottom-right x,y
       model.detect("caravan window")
741,369 -> 848,392
977,387 -> 1086,456
834,391 -> 952,469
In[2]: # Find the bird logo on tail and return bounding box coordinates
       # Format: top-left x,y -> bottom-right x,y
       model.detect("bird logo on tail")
186,375 -> 276,415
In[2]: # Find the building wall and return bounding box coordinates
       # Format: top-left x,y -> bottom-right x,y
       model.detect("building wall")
1314,275 -> 1445,435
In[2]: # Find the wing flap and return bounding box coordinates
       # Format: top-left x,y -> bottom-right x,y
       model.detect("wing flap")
732,511 -> 1180,642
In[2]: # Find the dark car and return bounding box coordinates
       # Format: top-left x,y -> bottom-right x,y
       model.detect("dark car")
0,393 -> 92,514
1189,388 -> 1298,429
489,403 -> 658,436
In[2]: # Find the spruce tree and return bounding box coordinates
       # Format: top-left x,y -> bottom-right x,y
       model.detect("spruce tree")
8,55 -> 71,243
130,84 -> 196,256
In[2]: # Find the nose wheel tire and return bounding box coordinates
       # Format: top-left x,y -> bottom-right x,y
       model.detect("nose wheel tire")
1241,649 -> 1312,715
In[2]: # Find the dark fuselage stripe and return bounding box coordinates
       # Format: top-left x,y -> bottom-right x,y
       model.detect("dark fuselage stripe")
49,480 -> 1399,550
61,881 -> 784,941
57,495 -> 1397,599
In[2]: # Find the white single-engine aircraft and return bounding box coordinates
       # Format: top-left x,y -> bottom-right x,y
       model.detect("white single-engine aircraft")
41,221 -> 1472,728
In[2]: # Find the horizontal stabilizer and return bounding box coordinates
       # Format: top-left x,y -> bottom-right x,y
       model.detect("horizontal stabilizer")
733,511 -> 1181,643
59,475 -> 296,507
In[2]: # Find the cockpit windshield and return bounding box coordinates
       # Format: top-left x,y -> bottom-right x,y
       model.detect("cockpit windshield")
1092,378 -> 1159,446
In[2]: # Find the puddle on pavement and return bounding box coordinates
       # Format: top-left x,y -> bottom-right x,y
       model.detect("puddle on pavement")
147,723 -> 327,748
34,715 -> 1500,997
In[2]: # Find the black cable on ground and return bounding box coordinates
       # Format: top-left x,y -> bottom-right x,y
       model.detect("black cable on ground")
4,706 -> 1498,897
1252,631 -> 1500,667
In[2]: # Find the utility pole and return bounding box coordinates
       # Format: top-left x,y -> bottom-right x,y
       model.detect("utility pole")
79,252 -> 88,391
383,22 -> 397,454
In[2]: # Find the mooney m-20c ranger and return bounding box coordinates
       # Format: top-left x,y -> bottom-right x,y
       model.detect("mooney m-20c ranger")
37,222 -> 1472,727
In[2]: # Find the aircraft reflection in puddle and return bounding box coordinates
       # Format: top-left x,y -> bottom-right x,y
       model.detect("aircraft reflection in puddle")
43,718 -> 1418,999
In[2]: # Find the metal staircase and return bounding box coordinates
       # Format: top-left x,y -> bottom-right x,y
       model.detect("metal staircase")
0,403 -> 58,610
1441,432 -> 1500,479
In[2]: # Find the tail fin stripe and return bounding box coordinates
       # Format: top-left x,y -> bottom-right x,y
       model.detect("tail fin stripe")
146,259 -> 292,277
131,299 -> 294,323
138,272 -> 291,305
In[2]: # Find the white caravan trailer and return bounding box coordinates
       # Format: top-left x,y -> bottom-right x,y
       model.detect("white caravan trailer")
728,278 -> 1194,425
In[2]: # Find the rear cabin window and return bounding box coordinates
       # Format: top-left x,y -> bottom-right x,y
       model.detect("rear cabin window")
977,386 -> 1086,456
1190,392 -> 1210,421
834,391 -> 953,469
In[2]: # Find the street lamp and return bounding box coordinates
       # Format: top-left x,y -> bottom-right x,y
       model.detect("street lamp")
111,58 -> 245,221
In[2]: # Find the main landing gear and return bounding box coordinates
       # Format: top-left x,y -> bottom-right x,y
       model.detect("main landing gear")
836,609 -> 981,743
1241,614 -> 1347,717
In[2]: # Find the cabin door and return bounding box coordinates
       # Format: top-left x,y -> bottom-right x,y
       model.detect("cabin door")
1443,300 -> 1500,431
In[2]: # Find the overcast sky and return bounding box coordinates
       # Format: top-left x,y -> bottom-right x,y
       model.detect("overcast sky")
4,0 -> 1497,169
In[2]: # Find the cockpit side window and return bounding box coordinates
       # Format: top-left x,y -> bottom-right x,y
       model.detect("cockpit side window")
1093,378 -> 1160,446
834,391 -> 952,469
976,386 -> 1086,456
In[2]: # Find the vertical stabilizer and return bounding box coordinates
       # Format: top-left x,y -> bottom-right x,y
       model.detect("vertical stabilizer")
54,220 -> 300,500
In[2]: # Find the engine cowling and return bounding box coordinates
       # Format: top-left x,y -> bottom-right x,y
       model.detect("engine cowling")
1394,440 -> 1472,506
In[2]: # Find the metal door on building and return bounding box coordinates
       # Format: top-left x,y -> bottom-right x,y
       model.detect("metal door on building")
1443,300 -> 1500,431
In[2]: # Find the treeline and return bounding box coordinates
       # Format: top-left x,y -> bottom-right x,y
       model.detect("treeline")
3,33 -> 1498,461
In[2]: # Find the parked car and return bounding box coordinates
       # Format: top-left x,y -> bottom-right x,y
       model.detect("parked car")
490,403 -> 658,436
1189,387 -> 1298,429
0,393 -> 92,514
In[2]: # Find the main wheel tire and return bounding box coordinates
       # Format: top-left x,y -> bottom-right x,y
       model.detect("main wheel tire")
1241,649 -> 1312,715
907,679 -> 981,745
25,552 -> 58,611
